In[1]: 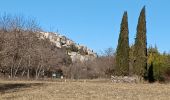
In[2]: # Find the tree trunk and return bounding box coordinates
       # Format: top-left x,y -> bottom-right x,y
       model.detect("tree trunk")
27,69 -> 30,79
10,67 -> 13,78
35,63 -> 40,79
27,55 -> 31,79
11,55 -> 15,78
14,58 -> 22,77
37,65 -> 43,79
22,69 -> 25,77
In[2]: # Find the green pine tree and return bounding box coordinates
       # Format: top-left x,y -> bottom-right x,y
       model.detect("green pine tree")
133,6 -> 147,77
115,11 -> 129,76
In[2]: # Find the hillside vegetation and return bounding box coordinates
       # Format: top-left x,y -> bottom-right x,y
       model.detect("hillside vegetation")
0,14 -> 114,80
0,7 -> 170,82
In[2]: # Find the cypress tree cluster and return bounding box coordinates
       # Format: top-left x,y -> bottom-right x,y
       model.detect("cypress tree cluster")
115,12 -> 129,76
115,6 -> 147,77
133,6 -> 147,77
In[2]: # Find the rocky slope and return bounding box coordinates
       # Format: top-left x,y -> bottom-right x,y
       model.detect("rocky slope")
39,32 -> 97,62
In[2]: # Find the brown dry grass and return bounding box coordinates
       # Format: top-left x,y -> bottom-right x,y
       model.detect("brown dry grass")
0,79 -> 170,100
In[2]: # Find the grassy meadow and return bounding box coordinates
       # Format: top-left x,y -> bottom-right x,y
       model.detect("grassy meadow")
0,79 -> 170,100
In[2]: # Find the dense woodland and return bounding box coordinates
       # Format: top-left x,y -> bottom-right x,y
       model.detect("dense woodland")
0,7 -> 170,83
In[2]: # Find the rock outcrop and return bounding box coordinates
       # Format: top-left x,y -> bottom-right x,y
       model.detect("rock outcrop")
39,32 -> 97,62
111,76 -> 140,83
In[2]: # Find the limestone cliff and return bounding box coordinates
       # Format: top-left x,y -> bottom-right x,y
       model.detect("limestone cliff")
39,32 -> 97,62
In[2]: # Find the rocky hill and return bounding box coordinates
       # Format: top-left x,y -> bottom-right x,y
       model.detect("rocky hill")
39,32 -> 97,62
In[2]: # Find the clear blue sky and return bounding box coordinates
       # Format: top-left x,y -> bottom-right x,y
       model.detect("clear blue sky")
0,0 -> 169,53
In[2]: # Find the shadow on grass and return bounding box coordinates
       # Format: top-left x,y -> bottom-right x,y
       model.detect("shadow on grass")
0,83 -> 43,94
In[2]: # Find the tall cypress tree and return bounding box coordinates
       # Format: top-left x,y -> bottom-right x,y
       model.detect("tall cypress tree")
133,6 -> 147,77
115,11 -> 129,76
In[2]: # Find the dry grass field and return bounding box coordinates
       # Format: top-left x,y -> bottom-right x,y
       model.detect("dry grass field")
0,79 -> 170,100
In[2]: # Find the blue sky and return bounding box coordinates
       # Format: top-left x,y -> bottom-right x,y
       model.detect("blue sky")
0,0 -> 169,54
